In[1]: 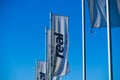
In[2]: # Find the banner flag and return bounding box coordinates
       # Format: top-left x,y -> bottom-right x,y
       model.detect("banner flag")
35,60 -> 46,80
88,0 -> 120,28
51,14 -> 70,76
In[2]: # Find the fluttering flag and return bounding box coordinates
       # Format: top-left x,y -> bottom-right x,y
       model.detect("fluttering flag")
88,0 -> 120,28
46,29 -> 63,80
51,13 -> 70,76
35,60 -> 46,80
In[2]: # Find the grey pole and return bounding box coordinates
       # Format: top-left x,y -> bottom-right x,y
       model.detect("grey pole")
82,0 -> 86,80
50,12 -> 53,80
106,0 -> 113,80
45,27 -> 48,80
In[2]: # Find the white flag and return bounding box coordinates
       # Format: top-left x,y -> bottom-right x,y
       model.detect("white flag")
35,60 -> 46,80
51,14 -> 70,76
46,29 -> 63,80
88,0 -> 120,28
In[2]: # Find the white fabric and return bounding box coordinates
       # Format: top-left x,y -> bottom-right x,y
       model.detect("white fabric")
36,60 -> 46,80
52,76 -> 61,80
88,0 -> 120,28
51,14 -> 70,76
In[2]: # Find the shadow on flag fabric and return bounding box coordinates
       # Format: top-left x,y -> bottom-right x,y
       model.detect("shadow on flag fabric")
88,0 -> 120,28
51,13 -> 70,76
35,60 -> 46,80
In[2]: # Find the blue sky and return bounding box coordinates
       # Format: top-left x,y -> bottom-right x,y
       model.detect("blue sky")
0,0 -> 120,80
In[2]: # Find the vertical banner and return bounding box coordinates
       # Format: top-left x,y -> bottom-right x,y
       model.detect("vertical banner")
51,14 -> 70,76
88,0 -> 120,28
47,29 -> 63,80
36,60 -> 46,80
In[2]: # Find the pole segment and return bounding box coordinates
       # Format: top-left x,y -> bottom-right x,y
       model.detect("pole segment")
82,0 -> 86,80
45,27 -> 48,80
106,0 -> 113,80
50,12 -> 53,80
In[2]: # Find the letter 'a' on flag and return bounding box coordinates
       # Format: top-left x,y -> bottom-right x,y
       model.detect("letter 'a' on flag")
51,13 -> 70,76
88,0 -> 120,28
35,60 -> 46,80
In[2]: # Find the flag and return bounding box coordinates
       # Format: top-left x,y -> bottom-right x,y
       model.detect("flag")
51,13 -> 70,76
47,29 -> 63,80
35,60 -> 46,80
88,0 -> 120,28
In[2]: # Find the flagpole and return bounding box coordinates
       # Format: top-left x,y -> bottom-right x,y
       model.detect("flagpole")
34,65 -> 36,80
50,12 -> 53,80
36,60 -> 39,80
106,0 -> 113,80
82,0 -> 86,80
45,27 -> 48,80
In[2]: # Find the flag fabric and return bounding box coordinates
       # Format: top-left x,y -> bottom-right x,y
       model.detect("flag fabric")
47,29 -> 63,80
35,60 -> 46,80
88,0 -> 120,28
51,14 -> 70,76
52,76 -> 61,80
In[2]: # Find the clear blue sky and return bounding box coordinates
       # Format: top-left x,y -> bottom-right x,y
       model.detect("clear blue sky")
0,0 -> 120,80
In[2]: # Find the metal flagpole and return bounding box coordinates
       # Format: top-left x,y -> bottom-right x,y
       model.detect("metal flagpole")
82,0 -> 86,80
45,27 -> 48,80
106,0 -> 113,80
36,60 -> 39,80
34,65 -> 36,80
50,12 -> 53,80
